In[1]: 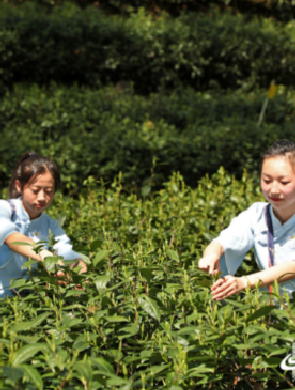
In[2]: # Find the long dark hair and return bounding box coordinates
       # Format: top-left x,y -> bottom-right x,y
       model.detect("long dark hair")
8,152 -> 60,199
263,139 -> 295,162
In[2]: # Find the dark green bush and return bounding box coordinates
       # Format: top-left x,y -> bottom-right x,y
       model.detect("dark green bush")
6,0 -> 295,21
2,2 -> 295,93
1,83 -> 295,193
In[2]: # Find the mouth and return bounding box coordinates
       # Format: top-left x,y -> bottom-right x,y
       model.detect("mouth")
35,204 -> 46,208
269,197 -> 283,202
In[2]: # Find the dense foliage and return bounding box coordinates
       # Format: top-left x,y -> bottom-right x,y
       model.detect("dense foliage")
5,0 -> 295,20
2,83 -> 295,193
2,2 -> 295,93
1,170 -> 295,389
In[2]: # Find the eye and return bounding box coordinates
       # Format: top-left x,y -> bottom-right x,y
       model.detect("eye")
281,182 -> 290,185
32,189 -> 39,195
45,190 -> 53,195
263,180 -> 271,184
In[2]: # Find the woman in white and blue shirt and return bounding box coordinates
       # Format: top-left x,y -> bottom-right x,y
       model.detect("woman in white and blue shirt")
0,151 -> 87,297
199,140 -> 295,299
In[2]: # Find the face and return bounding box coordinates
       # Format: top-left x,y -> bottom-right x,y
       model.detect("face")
261,156 -> 295,221
16,171 -> 55,220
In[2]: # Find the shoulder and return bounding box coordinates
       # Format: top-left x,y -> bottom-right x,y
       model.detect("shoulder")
246,202 -> 268,217
0,200 -> 13,217
228,202 -> 267,226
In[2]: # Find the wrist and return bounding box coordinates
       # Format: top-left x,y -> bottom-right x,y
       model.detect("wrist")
40,249 -> 53,262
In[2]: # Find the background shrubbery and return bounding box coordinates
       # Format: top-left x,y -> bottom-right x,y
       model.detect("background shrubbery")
1,83 -> 295,194
2,2 -> 295,94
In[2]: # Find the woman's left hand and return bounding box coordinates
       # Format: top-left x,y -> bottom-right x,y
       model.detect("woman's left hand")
211,275 -> 247,300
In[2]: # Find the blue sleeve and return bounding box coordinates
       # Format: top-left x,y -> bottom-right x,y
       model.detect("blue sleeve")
0,200 -> 18,246
213,203 -> 260,276
48,217 -> 82,260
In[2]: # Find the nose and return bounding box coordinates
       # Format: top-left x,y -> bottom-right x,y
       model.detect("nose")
269,181 -> 281,195
37,190 -> 46,202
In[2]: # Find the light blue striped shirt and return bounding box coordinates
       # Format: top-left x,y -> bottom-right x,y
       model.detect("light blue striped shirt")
214,202 -> 295,296
0,198 -> 81,297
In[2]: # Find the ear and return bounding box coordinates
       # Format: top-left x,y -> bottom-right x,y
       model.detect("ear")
15,180 -> 22,194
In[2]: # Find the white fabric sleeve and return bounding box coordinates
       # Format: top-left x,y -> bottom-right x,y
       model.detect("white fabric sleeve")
213,204 -> 256,276
0,200 -> 18,246
49,218 -> 82,261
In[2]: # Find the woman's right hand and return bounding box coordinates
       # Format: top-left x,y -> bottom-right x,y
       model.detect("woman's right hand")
198,254 -> 221,275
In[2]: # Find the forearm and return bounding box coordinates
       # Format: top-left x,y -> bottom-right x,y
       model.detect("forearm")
5,233 -> 53,262
6,233 -> 87,274
245,261 -> 295,288
203,241 -> 225,259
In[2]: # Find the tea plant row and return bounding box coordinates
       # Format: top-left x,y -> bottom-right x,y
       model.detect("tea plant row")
1,170 -> 294,389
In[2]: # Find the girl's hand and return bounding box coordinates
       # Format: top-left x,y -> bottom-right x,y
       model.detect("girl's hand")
211,275 -> 247,300
199,254 -> 221,275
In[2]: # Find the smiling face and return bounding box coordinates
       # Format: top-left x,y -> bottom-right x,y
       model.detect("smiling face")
16,170 -> 55,220
261,156 -> 295,223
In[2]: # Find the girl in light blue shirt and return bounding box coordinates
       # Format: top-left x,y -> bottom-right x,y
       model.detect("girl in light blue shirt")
199,139 -> 295,299
0,152 -> 87,297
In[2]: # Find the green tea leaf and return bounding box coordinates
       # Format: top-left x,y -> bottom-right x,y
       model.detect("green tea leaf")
106,376 -> 128,386
140,268 -> 154,282
166,250 -> 179,261
104,315 -> 129,323
61,318 -> 84,328
246,306 -> 275,322
73,361 -> 92,383
43,256 -> 60,271
10,279 -> 27,290
95,275 -> 112,291
94,250 -> 109,266
11,343 -> 48,366
73,340 -> 89,352
10,242 -> 32,247
118,324 -> 139,340
138,296 -> 161,321
21,365 -> 43,390
142,185 -> 151,198
10,312 -> 50,332
3,367 -> 23,382
21,259 -> 38,269
91,357 -> 115,375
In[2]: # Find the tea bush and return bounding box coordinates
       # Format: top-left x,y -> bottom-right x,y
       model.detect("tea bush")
6,0 -> 295,20
1,83 -> 295,193
1,170 -> 295,389
2,2 -> 295,93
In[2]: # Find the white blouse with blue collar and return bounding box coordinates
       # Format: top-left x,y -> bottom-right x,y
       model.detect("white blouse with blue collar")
0,198 -> 81,297
214,202 -> 295,296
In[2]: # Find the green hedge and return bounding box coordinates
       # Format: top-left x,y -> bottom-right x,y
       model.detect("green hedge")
2,2 -> 295,93
7,0 -> 295,21
1,83 -> 295,193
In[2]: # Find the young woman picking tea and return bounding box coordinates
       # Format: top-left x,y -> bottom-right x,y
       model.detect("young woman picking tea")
199,139 -> 295,300
0,152 -> 87,297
